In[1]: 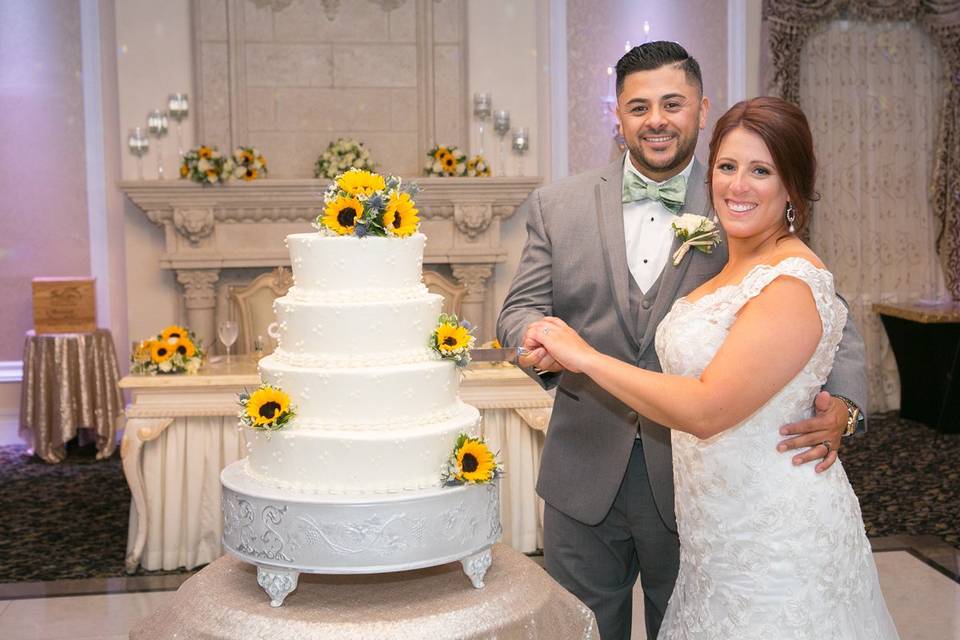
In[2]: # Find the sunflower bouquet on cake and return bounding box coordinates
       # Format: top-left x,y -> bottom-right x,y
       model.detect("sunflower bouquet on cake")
231,146 -> 267,181
314,138 -> 376,179
130,325 -> 204,375
180,145 -> 235,185
430,313 -> 476,368
424,145 -> 467,177
441,433 -> 503,486
238,384 -> 295,432
315,168 -> 420,238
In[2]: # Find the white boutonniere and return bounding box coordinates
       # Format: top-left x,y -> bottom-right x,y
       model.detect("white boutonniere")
671,213 -> 722,266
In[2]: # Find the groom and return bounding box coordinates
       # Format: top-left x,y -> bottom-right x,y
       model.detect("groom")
497,42 -> 867,639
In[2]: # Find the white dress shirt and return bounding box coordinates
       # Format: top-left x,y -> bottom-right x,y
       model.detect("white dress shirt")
622,156 -> 696,293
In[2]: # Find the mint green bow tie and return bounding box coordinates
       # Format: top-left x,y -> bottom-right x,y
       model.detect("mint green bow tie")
622,172 -> 686,214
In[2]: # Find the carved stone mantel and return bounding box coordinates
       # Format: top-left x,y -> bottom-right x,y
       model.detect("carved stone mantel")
121,177 -> 540,345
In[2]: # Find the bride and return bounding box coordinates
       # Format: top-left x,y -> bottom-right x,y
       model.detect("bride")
527,97 -> 900,639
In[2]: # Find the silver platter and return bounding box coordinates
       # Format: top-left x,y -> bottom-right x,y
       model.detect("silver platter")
221,461 -> 502,606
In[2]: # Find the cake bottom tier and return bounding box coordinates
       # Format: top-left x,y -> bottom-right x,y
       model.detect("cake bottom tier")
244,403 -> 481,494
221,460 -> 502,575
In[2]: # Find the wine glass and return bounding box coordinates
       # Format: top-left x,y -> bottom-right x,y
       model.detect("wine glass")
147,110 -> 168,179
511,127 -> 529,176
218,319 -> 238,364
493,110 -> 510,176
167,93 -> 189,160
127,127 -> 149,179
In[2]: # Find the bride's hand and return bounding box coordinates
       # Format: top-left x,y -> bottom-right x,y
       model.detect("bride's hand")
527,317 -> 598,374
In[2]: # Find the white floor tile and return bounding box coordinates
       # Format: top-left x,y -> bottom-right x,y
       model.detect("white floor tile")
0,591 -> 172,640
876,551 -> 960,640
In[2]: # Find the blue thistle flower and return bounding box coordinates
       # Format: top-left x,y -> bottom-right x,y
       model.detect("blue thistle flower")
355,222 -> 369,238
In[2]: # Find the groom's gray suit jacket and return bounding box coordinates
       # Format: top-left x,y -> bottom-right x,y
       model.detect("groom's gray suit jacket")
497,156 -> 867,528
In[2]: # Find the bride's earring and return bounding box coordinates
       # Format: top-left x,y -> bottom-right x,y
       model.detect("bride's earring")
785,202 -> 796,233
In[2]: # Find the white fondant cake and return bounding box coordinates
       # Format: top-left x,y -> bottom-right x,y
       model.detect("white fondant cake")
244,232 -> 481,494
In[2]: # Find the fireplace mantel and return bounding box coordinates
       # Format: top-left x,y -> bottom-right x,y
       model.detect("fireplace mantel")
121,177 -> 540,345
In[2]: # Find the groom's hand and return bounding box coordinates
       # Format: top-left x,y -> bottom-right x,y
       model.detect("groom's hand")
519,325 -> 564,373
777,391 -> 844,473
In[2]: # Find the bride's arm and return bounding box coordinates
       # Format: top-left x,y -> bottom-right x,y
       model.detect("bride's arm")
531,276 -> 823,439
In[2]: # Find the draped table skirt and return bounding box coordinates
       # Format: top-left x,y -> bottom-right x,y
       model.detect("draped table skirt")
130,544 -> 597,639
20,329 -> 123,463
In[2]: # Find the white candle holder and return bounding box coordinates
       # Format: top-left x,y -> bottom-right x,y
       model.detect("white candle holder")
127,127 -> 150,180
493,110 -> 510,176
473,92 -> 492,157
511,127 -> 529,177
147,110 -> 169,179
167,93 -> 189,160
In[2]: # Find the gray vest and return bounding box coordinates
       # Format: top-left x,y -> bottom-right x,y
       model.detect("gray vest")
628,273 -> 662,359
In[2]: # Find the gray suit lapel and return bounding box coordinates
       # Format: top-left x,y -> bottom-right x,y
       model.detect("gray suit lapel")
595,157 -> 641,352
639,160 -> 713,354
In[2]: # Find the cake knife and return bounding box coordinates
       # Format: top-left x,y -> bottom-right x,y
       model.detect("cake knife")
469,346 -> 528,363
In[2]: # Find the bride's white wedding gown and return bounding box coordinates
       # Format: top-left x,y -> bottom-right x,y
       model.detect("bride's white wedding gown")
654,258 -> 899,640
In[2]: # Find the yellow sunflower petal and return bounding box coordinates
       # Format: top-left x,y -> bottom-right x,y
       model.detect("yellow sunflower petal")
456,439 -> 496,482
382,191 -> 420,237
336,169 -> 386,197
246,387 -> 291,426
150,340 -> 173,363
436,323 -> 470,353
322,196 -> 365,235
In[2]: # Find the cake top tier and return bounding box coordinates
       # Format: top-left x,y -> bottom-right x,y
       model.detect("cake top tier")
286,232 -> 426,298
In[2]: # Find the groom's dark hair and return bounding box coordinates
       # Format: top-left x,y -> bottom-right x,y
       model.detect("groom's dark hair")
616,41 -> 703,97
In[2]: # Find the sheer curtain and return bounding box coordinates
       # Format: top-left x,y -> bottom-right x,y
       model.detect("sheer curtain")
799,20 -> 947,412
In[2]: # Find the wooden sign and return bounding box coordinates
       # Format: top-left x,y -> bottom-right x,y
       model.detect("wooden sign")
32,277 -> 97,334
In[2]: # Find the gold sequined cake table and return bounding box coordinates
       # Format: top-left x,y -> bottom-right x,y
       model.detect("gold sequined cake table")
130,543 -> 597,639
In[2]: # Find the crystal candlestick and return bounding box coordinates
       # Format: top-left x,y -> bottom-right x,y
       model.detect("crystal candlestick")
511,127 -> 529,176
127,127 -> 150,180
473,92 -> 492,156
493,110 -> 510,176
147,110 -> 169,179
167,93 -> 189,160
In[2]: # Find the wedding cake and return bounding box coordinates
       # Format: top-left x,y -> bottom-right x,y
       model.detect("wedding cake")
220,171 -> 501,607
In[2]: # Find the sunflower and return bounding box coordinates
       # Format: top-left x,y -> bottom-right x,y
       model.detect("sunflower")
180,163 -> 189,177
433,146 -> 450,161
435,322 -> 470,353
455,438 -> 496,483
336,169 -> 386,198
133,340 -> 153,362
322,196 -> 365,235
382,191 -> 419,237
198,146 -> 212,158
161,325 -> 189,344
243,168 -> 258,181
441,152 -> 458,173
150,340 -> 174,363
173,338 -> 196,358
246,387 -> 291,427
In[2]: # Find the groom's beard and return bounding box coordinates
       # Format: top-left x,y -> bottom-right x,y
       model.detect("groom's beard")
626,124 -> 699,178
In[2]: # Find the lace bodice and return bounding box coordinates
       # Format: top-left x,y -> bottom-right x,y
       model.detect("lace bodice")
653,257 -> 899,640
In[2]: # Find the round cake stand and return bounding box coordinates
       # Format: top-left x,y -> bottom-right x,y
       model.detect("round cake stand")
221,461 -> 502,607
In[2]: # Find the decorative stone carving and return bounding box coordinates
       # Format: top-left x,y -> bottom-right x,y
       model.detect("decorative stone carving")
454,204 -> 492,240
176,270 -> 221,309
451,264 -> 494,300
173,208 -> 215,244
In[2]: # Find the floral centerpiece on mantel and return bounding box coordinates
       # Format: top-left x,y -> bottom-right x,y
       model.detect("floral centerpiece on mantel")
316,168 -> 420,238
314,138 -> 376,179
231,146 -> 267,181
131,325 -> 204,374
180,145 -> 235,185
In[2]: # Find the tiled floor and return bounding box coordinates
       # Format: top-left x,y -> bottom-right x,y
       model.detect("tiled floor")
0,538 -> 957,639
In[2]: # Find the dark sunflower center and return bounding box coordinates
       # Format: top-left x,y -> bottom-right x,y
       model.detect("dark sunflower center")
462,453 -> 479,473
337,207 -> 358,227
157,347 -> 168,357
392,214 -> 402,228
246,168 -> 254,176
444,157 -> 455,167
442,336 -> 458,347
177,345 -> 187,355
259,401 -> 281,419
169,332 -> 182,339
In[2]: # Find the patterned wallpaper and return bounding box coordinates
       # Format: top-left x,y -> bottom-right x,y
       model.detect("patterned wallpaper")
566,0 -> 728,176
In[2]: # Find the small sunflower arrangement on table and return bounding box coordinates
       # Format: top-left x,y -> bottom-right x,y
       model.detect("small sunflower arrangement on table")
441,433 -> 503,486
424,145 -> 467,177
238,384 -> 295,432
466,155 -> 491,177
430,313 -> 476,368
180,145 -> 235,185
230,146 -> 267,181
131,325 -> 204,375
315,168 -> 420,238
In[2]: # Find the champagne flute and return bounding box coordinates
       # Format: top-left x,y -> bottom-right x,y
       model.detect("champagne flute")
473,92 -> 492,156
218,319 -> 238,364
167,93 -> 189,160
147,110 -> 168,179
493,110 -> 510,176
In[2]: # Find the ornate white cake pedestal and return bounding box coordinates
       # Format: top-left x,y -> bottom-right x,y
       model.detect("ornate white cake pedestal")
221,461 -> 502,606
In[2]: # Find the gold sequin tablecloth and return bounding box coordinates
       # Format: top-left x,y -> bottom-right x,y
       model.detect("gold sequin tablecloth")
20,329 -> 123,463
130,544 -> 598,639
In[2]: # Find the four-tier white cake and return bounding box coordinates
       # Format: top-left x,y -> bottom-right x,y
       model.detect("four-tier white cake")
220,231 -> 501,607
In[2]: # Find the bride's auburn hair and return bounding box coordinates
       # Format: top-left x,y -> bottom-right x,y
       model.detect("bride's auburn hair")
707,96 -> 818,233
